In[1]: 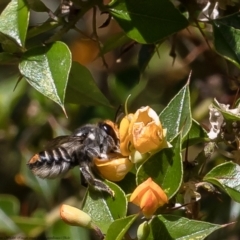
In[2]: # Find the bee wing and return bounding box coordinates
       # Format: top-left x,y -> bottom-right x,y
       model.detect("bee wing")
44,135 -> 78,149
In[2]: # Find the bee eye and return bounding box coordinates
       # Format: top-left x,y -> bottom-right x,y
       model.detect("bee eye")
99,122 -> 119,145
101,123 -> 113,135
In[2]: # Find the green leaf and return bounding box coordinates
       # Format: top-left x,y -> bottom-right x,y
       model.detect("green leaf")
27,21 -> 60,39
182,119 -> 208,148
105,214 -> 138,240
101,32 -> 131,55
0,0 -> 29,48
116,172 -> 137,194
0,52 -> 19,64
137,135 -> 182,199
148,215 -> 223,240
212,13 -> 240,67
160,82 -> 192,142
65,62 -> 111,107
109,0 -> 188,44
204,162 -> 240,203
0,209 -> 20,234
47,220 -> 90,240
213,98 -> 240,121
0,194 -> 20,216
19,42 -> 72,111
11,216 -> 46,235
138,44 -> 156,72
82,181 -> 127,234
26,0 -> 50,12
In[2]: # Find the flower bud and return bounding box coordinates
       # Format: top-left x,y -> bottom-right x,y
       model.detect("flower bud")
130,178 -> 168,218
60,204 -> 93,228
137,221 -> 150,240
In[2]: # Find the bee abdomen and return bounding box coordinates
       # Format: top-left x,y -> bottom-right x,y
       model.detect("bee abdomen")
28,147 -> 73,179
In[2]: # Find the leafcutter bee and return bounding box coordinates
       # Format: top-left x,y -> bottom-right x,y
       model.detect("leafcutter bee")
28,121 -> 120,196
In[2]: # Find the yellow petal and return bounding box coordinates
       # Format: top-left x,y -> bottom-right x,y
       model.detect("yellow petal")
119,114 -> 133,156
149,180 -> 168,206
130,178 -> 152,204
94,154 -> 133,182
140,189 -> 159,218
132,122 -> 163,153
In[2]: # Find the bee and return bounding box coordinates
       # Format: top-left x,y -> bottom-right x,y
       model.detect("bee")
28,121 -> 120,197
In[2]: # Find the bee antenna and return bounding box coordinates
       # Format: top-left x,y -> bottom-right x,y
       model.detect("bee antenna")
114,105 -> 123,123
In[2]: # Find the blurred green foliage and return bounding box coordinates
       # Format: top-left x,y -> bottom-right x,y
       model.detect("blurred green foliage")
0,0 -> 240,239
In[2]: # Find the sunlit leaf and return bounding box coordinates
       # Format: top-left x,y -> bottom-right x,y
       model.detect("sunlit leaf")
19,41 -> 71,111
212,12 -> 240,67
82,181 -> 127,234
160,82 -> 192,142
204,162 -> 240,203
148,215 -> 224,240
0,0 -> 29,48
105,214 -> 138,240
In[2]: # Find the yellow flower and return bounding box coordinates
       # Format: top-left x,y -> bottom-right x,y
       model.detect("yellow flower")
60,204 -> 93,228
94,153 -> 133,181
119,106 -> 170,158
130,178 -> 168,218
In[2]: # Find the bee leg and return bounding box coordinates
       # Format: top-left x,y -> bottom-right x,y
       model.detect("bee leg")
80,164 -> 114,197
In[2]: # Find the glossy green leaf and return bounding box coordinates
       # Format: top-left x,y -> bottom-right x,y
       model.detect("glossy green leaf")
182,119 -> 208,148
0,194 -> 20,216
0,0 -> 29,47
148,215 -> 223,240
19,42 -> 72,110
105,214 -> 138,240
204,162 -> 240,203
82,181 -> 127,234
137,135 -> 182,199
109,0 -> 188,44
212,13 -> 240,67
160,82 -> 192,142
65,62 -> 111,107
47,220 -> 90,240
